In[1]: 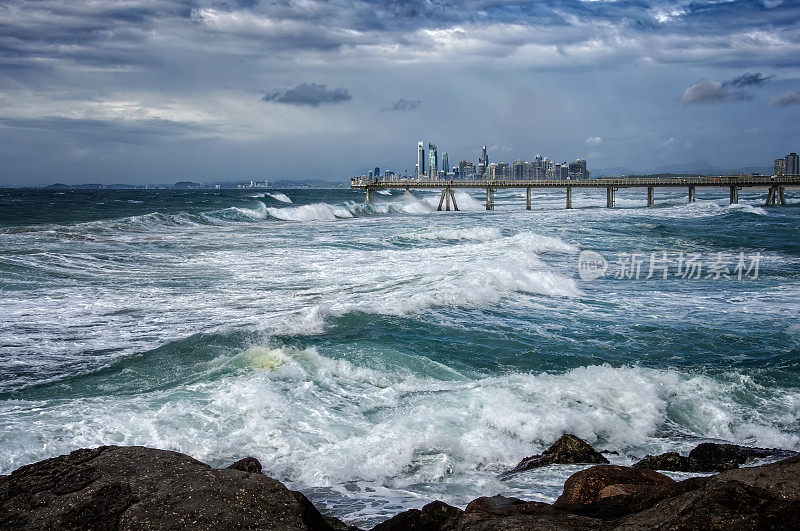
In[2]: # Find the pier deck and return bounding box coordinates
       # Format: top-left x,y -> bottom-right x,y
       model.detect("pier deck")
351,175 -> 799,210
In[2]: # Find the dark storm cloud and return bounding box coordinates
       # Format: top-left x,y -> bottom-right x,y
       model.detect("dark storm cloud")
380,98 -> 421,112
260,84 -> 352,106
723,72 -> 774,87
681,79 -> 753,104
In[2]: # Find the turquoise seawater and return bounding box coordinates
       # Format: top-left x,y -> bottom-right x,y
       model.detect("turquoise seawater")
1,186 -> 799,526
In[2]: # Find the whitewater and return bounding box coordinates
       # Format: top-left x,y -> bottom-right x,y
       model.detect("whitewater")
1,186 -> 799,527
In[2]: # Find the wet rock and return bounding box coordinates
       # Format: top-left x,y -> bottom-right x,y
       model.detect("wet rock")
371,500 -> 463,531
633,451 -> 737,473
465,495 -> 527,516
616,455 -> 800,529
554,464 -> 679,518
227,456 -> 263,474
688,442 -> 797,465
0,446 -> 340,530
507,434 -> 609,474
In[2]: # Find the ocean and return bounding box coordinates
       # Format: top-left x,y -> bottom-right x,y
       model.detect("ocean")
1,186 -> 798,527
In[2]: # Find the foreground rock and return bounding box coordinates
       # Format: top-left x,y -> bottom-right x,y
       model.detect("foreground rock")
0,446 -> 340,530
506,434 -> 609,475
633,451 -> 738,473
373,496 -> 603,531
633,442 -> 797,473
553,464 -> 686,518
617,454 -> 800,529
688,442 -> 797,464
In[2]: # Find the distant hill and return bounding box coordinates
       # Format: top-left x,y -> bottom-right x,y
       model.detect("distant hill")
172,181 -> 202,189
650,160 -> 726,175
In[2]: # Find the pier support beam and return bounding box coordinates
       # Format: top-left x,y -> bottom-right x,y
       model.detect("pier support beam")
765,186 -> 787,206
606,186 -> 615,208
688,186 -> 696,203
486,188 -> 494,210
437,188 -> 460,211
366,188 -> 374,204
729,186 -> 739,205
526,187 -> 531,210
647,186 -> 654,207
566,186 -> 572,209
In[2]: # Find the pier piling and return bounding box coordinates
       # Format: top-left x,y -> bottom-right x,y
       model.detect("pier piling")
486,188 -> 494,210
606,187 -> 615,208
647,186 -> 654,207
689,186 -> 696,203
729,186 -> 739,205
526,187 -> 531,210
566,186 -> 572,209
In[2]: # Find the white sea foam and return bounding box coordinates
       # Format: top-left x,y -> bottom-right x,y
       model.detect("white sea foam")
1,354 -> 797,525
268,192 -> 293,203
267,202 -> 354,221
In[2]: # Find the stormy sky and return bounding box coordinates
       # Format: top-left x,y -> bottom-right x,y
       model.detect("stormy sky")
0,0 -> 799,185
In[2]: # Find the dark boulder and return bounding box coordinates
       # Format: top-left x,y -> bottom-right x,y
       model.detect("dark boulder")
0,446 -> 340,530
507,434 -> 609,475
227,456 -> 263,474
633,451 -> 737,473
554,464 -> 681,518
616,455 -> 800,529
371,500 -> 462,531
688,442 -> 797,465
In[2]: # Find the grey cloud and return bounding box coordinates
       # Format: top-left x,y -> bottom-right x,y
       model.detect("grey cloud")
260,83 -> 352,106
380,98 -> 421,112
723,72 -> 773,87
681,79 -> 753,104
768,90 -> 800,106
0,116 -> 213,145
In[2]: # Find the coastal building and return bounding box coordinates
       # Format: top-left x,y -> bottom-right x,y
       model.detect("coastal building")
513,160 -> 525,180
490,162 -> 509,179
460,160 -> 476,179
441,153 -> 449,178
428,143 -> 438,180
418,142 -> 425,177
786,153 -> 799,175
479,146 -> 488,177
569,159 -> 588,179
775,158 -> 786,176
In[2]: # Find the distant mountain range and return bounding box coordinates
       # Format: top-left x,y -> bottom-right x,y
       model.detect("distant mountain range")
595,161 -> 773,177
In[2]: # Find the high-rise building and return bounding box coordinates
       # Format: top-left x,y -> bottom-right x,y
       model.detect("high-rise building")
569,159 -> 587,179
428,143 -> 438,179
775,158 -> 786,176
374,167 -> 380,178
490,162 -> 509,179
513,160 -> 525,180
479,146 -> 488,176
417,142 -> 425,177
460,160 -> 476,179
441,152 -> 449,177
786,153 -> 799,175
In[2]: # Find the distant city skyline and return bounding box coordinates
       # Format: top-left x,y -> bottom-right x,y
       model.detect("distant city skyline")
0,1 -> 799,185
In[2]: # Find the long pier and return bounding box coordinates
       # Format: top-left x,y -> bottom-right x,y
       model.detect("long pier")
351,175 -> 799,210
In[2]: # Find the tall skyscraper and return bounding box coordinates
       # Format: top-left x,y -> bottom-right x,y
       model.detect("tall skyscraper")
441,152 -> 449,177
478,146 -> 488,176
460,160 -> 476,179
417,142 -> 425,177
428,143 -> 438,179
786,153 -> 799,175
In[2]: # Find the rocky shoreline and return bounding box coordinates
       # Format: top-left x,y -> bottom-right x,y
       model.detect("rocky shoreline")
1,435 -> 798,530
